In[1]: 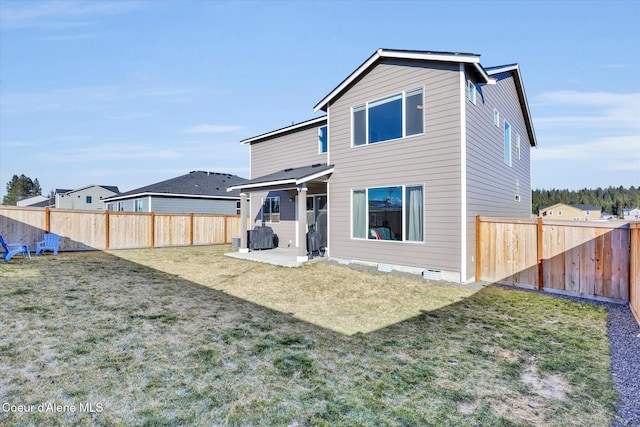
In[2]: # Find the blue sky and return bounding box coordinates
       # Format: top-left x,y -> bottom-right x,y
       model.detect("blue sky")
1,0 -> 639,200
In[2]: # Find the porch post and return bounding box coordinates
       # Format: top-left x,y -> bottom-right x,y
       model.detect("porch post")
239,192 -> 249,253
297,185 -> 308,262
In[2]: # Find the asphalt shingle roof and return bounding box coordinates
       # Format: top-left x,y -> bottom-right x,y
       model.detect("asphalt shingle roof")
107,171 -> 248,200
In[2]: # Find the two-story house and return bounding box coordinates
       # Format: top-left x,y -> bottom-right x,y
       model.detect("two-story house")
539,203 -> 603,221
55,185 -> 120,210
229,48 -> 537,283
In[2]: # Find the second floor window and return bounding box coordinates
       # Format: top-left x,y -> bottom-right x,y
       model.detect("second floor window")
352,87 -> 423,146
318,126 -> 328,153
86,196 -> 92,204
504,121 -> 511,166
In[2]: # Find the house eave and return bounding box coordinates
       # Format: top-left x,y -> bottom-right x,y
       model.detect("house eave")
240,116 -> 327,145
103,192 -> 241,202
487,64 -> 538,147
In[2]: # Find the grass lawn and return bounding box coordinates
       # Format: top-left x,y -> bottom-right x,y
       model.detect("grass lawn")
0,246 -> 617,426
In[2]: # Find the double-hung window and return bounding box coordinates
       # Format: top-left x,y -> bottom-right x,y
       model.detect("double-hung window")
263,196 -> 280,223
352,185 -> 423,242
352,88 -> 423,146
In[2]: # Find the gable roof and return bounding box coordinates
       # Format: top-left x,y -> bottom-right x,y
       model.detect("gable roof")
313,48 -> 496,112
227,163 -> 334,192
104,171 -> 248,202
65,185 -> 120,195
486,64 -> 537,147
539,203 -> 602,212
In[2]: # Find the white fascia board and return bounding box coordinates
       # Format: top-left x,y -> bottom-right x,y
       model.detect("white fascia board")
104,192 -> 241,201
313,50 -> 382,112
473,63 -> 496,85
296,167 -> 334,185
227,179 -> 297,192
381,50 -> 481,64
488,64 -> 537,147
240,116 -> 327,145
486,64 -> 519,75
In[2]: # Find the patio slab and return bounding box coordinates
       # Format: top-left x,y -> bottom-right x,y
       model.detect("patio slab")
224,247 -> 327,268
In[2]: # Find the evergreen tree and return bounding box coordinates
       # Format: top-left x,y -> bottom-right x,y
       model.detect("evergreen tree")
532,186 -> 640,215
2,174 -> 43,205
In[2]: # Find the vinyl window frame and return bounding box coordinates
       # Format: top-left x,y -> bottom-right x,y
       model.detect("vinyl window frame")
351,184 -> 424,243
351,87 -> 424,147
468,80 -> 476,105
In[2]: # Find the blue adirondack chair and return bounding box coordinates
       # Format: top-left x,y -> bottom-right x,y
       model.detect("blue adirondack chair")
36,233 -> 61,255
0,235 -> 31,261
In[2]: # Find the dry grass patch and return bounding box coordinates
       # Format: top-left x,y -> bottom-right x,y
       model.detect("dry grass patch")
114,246 -> 473,335
0,246 -> 617,426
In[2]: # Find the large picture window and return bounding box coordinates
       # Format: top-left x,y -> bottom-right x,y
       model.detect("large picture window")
352,88 -> 423,146
263,196 -> 280,223
352,185 -> 423,242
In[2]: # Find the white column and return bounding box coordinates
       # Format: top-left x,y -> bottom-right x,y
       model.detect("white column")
239,192 -> 249,253
297,186 -> 308,262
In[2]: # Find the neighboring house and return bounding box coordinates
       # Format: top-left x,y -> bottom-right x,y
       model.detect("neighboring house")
623,207 -> 640,221
539,203 -> 602,221
102,171 -> 248,214
229,48 -> 537,283
16,195 -> 50,207
56,185 -> 120,210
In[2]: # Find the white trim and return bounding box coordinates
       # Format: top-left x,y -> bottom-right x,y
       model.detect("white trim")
228,179 -> 297,191
104,192 -> 241,202
314,49 -> 490,112
459,64 -> 467,283
296,167 -> 334,185
227,167 -> 334,192
240,116 -> 327,145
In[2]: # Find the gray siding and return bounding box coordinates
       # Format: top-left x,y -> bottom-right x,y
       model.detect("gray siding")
150,197 -> 238,214
250,125 -> 327,179
328,60 -> 463,275
465,71 -> 533,280
108,196 -> 238,214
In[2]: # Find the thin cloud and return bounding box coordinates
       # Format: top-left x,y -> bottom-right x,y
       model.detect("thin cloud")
534,90 -> 640,131
532,135 -> 640,165
0,1 -> 142,30
183,124 -> 245,134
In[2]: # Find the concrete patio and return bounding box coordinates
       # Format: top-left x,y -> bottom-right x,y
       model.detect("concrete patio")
224,247 -> 327,268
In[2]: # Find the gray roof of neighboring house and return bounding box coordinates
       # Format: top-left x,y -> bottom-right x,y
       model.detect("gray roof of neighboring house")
104,171 -> 248,201
227,164 -> 334,191
65,185 -> 120,195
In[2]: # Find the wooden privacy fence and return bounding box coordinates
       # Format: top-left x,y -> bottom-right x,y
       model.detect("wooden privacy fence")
0,206 -> 248,252
476,216 -> 640,325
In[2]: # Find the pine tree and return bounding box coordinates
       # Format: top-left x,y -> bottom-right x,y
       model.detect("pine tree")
2,174 -> 43,205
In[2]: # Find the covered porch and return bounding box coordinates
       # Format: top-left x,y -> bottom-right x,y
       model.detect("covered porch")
227,163 -> 333,264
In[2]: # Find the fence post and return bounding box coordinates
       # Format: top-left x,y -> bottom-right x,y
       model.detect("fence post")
476,215 -> 481,281
150,212 -> 155,248
224,214 -> 228,244
190,213 -> 194,246
537,217 -> 543,290
45,207 -> 51,233
105,210 -> 110,250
